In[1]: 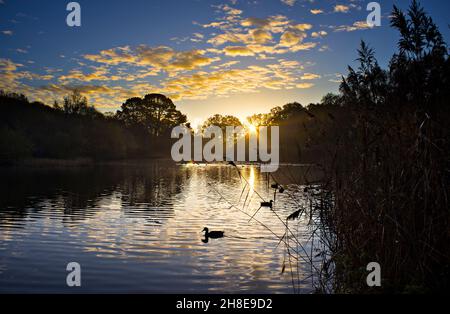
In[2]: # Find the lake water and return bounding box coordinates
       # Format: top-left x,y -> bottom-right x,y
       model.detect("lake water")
0,162 -> 321,293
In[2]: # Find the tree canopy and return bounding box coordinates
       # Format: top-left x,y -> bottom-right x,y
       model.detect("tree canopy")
201,114 -> 242,131
116,93 -> 187,137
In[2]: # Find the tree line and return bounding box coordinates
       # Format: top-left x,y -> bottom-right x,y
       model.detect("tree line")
0,83 -> 349,164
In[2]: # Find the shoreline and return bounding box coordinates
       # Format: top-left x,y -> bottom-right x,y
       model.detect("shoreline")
1,157 -> 176,168
1,158 -> 320,169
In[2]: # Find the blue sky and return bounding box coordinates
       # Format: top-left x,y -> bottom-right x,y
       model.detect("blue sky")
1,0 -> 449,124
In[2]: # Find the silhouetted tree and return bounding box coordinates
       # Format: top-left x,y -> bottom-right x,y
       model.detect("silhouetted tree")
390,0 -> 449,114
116,94 -> 187,137
201,114 -> 242,131
0,91 -> 161,162
340,41 -> 388,110
62,90 -> 99,117
320,93 -> 342,107
246,113 -> 272,127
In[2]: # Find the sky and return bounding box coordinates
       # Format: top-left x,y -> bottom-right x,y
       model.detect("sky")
1,0 -> 449,125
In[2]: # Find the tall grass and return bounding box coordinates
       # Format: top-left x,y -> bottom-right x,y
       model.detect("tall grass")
313,108 -> 450,293
310,1 -> 450,293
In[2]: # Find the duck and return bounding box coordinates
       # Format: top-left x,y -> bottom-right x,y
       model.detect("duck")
260,200 -> 274,209
202,227 -> 225,239
248,200 -> 274,222
271,183 -> 285,194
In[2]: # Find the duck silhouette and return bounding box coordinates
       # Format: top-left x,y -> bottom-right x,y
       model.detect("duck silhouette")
202,227 -> 225,239
248,200 -> 274,222
260,200 -> 273,209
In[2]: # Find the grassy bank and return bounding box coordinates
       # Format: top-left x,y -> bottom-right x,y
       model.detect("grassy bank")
307,1 -> 450,293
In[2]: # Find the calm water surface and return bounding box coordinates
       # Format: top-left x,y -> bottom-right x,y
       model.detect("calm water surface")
0,162 -> 319,293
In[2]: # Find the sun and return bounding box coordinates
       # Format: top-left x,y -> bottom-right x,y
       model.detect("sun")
245,122 -> 257,134
248,124 -> 257,134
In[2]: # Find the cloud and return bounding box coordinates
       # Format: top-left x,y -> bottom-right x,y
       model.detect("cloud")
281,0 -> 296,6
207,15 -> 289,47
241,16 -> 289,32
278,23 -> 311,47
334,5 -> 350,13
326,73 -> 343,83
0,58 -> 22,76
168,50 -> 219,71
208,32 -> 250,46
319,45 -> 330,52
210,61 -> 240,70
310,9 -> 323,15
197,2 -> 325,60
217,4 -> 242,16
311,31 -> 327,38
0,58 -> 53,95
190,33 -> 204,43
58,67 -> 119,83
0,56 -> 158,109
251,29 -> 273,44
2,30 -> 13,36
296,83 -> 314,89
279,31 -> 305,47
35,82 -> 161,109
333,21 -> 371,32
84,46 -> 139,65
39,84 -> 114,95
301,73 -> 321,80
84,45 -> 219,75
204,9 -> 315,56
292,23 -> 313,31
161,60 -> 305,100
224,46 -> 255,56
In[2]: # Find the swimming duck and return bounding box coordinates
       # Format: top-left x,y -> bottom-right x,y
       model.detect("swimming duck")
260,200 -> 274,209
271,183 -> 285,194
202,227 -> 225,239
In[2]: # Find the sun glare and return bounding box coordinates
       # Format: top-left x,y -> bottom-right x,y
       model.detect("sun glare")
248,124 -> 257,134
243,120 -> 258,134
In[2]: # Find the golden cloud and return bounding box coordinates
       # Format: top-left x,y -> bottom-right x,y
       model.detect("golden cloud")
334,21 -> 371,32
223,46 -> 255,56
279,31 -> 306,47
281,0 -> 296,6
334,5 -> 350,13
310,9 -> 323,15
84,45 -> 219,75
161,60 -> 304,100
301,73 -> 321,80
296,82 -> 314,89
311,30 -> 328,38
